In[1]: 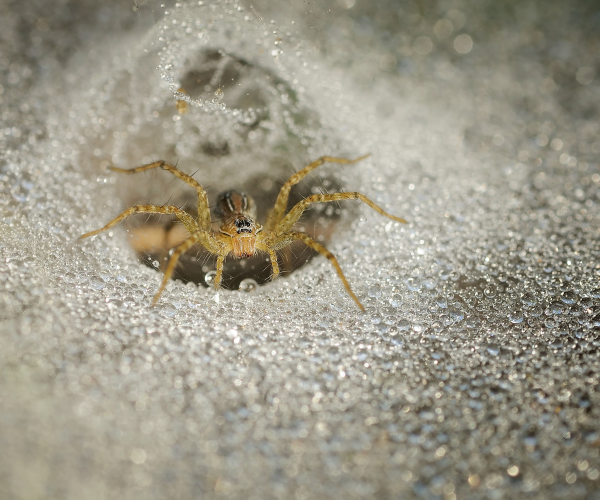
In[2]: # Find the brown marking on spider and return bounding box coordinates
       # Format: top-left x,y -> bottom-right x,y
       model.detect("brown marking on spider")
80,155 -> 407,311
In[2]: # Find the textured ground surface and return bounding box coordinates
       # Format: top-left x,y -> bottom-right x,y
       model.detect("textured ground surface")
1,1 -> 600,499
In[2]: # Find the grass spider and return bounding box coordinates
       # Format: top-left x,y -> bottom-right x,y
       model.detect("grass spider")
80,155 -> 407,310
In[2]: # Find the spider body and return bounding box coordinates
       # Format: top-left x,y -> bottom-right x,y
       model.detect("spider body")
81,155 -> 407,311
216,190 -> 262,258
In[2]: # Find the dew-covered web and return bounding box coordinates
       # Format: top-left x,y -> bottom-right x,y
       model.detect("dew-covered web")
1,0 -> 600,499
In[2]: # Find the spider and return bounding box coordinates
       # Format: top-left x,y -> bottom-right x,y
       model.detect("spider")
80,155 -> 407,311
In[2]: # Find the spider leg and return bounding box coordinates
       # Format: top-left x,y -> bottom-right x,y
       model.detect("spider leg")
268,250 -> 279,281
276,192 -> 407,235
80,204 -> 200,239
272,231 -> 365,311
214,255 -> 225,290
153,230 -> 228,305
265,154 -> 369,232
255,234 -> 280,281
109,161 -> 211,231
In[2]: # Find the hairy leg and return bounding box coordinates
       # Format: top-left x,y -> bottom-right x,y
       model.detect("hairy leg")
80,204 -> 199,239
255,235 -> 281,281
268,250 -> 280,281
153,230 -> 227,305
276,192 -> 407,235
214,255 -> 225,290
265,155 -> 369,232
109,161 -> 211,231
272,231 -> 365,311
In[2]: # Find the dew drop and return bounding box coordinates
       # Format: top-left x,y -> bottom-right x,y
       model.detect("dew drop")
560,291 -> 577,305
239,278 -> 258,293
434,296 -> 447,308
397,319 -> 410,331
508,309 -> 524,323
448,306 -> 464,322
406,276 -> 421,291
521,292 -> 537,307
528,305 -> 543,317
205,270 -> 217,285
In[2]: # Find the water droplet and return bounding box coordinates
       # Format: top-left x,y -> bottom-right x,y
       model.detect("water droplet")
448,306 -> 464,322
560,291 -> 577,305
90,275 -> 106,290
368,284 -> 381,298
486,344 -> 500,356
508,309 -> 524,323
434,296 -> 447,308
521,292 -> 536,307
406,276 -> 421,291
527,305 -> 543,317
389,294 -> 402,307
422,276 -> 437,289
239,278 -> 258,293
205,270 -> 217,285
466,317 -> 481,328
397,319 -> 410,331
484,285 -> 497,298
412,323 -> 424,334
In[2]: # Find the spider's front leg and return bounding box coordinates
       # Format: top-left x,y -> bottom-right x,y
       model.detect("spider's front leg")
109,161 -> 212,231
265,155 -> 370,232
80,204 -> 199,239
153,230 -> 230,305
256,232 -> 281,282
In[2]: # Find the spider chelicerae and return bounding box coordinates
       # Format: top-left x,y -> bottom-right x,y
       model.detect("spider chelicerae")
80,155 -> 407,311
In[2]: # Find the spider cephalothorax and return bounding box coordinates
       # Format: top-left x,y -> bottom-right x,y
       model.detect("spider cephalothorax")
81,155 -> 407,311
216,190 -> 262,258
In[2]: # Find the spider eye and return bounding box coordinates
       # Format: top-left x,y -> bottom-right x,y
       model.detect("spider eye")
234,218 -> 253,233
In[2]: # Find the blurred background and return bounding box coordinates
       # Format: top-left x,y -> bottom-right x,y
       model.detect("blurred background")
1,1 -> 599,499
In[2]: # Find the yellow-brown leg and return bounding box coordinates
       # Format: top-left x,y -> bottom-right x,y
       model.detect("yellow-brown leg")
214,255 -> 225,290
265,155 -> 370,232
109,161 -> 212,231
152,234 -> 200,305
268,250 -> 280,281
276,192 -> 407,235
273,231 -> 365,311
152,230 -> 226,304
80,204 -> 199,239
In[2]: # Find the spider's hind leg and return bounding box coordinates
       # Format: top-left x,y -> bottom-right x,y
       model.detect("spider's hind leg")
271,231 -> 365,311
